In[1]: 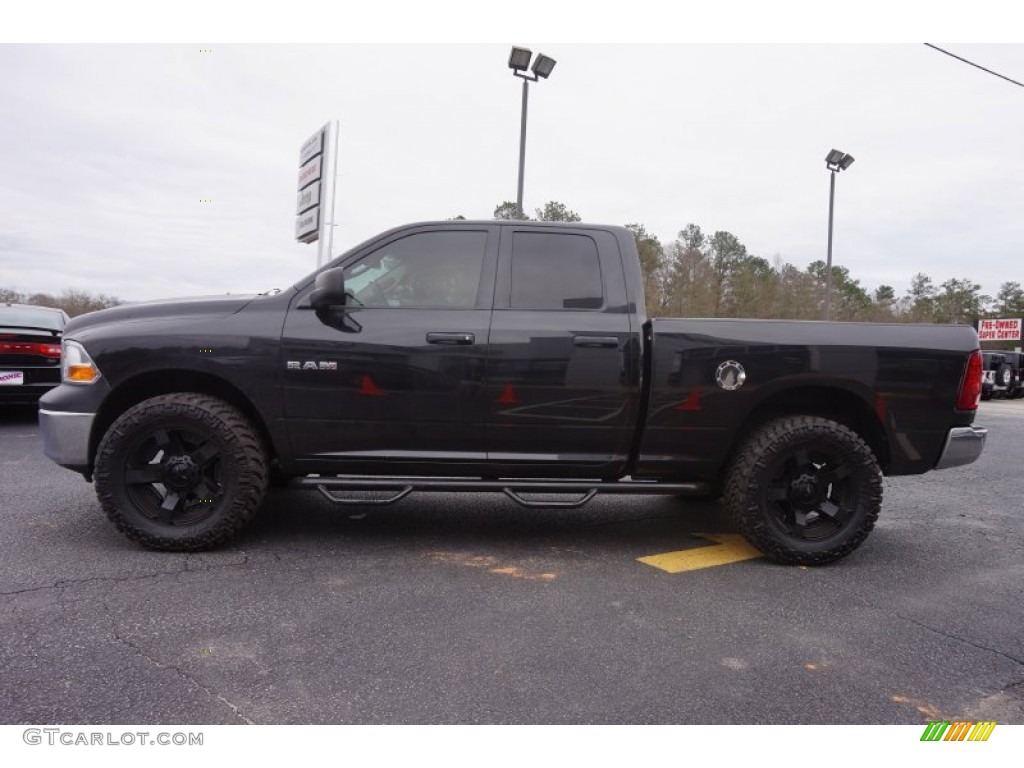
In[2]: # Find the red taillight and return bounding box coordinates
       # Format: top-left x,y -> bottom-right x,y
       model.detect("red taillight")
957,350 -> 983,410
0,341 -> 61,358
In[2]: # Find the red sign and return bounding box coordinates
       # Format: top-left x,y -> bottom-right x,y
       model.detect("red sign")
978,318 -> 1022,341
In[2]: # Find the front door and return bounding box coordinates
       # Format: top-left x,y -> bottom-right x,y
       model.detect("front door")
281,225 -> 498,476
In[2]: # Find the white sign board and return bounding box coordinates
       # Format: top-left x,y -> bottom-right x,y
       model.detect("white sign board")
297,181 -> 321,214
295,208 -> 319,243
297,155 -> 322,191
299,127 -> 325,166
978,318 -> 1022,342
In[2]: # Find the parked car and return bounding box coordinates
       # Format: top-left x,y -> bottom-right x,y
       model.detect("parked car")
980,351 -> 1012,400
0,303 -> 69,405
39,221 -> 986,564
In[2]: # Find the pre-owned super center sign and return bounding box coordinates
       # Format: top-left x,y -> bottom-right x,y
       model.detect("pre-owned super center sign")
978,318 -> 1022,341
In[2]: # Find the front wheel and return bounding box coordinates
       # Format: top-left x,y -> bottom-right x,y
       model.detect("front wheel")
723,415 -> 882,565
94,393 -> 269,551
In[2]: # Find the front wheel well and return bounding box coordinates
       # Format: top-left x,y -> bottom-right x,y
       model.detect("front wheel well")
725,387 -> 890,475
90,371 -> 277,471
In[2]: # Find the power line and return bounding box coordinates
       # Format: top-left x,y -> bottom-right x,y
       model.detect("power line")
924,43 -> 1024,89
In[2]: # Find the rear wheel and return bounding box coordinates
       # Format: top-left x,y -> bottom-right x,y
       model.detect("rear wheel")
723,415 -> 882,565
94,393 -> 268,551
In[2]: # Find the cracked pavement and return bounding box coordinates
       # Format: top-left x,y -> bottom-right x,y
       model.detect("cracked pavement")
1,401 -> 1022,724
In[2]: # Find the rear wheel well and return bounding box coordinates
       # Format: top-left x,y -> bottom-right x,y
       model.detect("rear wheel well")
725,387 -> 890,476
90,371 -> 277,471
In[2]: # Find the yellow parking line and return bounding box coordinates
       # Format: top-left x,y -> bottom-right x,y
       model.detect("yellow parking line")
637,534 -> 763,573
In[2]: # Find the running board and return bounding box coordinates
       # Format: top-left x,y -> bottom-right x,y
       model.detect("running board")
290,475 -> 710,509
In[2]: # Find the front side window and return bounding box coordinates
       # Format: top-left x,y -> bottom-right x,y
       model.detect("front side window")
510,232 -> 603,310
343,231 -> 487,308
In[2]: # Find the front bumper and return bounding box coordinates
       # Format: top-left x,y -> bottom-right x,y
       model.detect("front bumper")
39,408 -> 94,471
934,426 -> 987,470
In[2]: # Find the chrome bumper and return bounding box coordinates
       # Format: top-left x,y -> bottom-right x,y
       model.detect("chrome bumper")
934,426 -> 987,470
39,409 -> 94,468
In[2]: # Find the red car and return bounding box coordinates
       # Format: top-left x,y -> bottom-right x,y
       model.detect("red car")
0,304 -> 69,405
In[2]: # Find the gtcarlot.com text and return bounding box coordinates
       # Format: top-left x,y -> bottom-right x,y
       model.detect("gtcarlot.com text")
23,729 -> 203,746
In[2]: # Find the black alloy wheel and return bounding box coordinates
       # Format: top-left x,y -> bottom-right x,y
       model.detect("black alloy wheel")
122,425 -> 225,526
761,445 -> 858,542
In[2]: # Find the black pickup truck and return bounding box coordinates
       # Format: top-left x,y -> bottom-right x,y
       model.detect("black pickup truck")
39,221 -> 987,564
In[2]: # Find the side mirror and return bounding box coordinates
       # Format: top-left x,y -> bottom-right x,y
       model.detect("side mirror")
310,268 -> 346,310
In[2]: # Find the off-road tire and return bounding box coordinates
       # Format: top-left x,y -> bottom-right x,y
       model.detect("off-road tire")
723,415 -> 882,565
94,393 -> 268,551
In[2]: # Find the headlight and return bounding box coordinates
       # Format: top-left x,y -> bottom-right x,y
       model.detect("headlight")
62,340 -> 102,384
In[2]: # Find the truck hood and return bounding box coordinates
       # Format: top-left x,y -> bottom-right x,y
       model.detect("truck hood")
64,295 -> 257,335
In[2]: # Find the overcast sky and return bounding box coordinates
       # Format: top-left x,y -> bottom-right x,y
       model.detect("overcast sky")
1,41 -> 1022,303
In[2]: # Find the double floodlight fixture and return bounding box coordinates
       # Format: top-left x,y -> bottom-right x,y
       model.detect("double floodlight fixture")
508,46 -> 557,80
825,149 -> 855,172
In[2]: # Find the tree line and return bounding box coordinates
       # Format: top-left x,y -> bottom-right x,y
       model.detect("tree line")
488,200 -> 1024,338
1,287 -> 122,317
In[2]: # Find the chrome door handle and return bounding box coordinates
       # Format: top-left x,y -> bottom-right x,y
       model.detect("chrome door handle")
573,336 -> 619,348
426,332 -> 475,345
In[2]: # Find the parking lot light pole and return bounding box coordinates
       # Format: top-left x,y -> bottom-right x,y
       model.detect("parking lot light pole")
823,148 -> 855,320
508,47 -> 556,217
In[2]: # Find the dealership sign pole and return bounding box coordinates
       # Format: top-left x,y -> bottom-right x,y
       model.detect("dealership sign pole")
295,121 -> 339,268
326,119 -> 339,266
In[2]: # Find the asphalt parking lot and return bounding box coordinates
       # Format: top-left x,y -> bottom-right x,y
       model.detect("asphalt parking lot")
1,402 -> 1022,725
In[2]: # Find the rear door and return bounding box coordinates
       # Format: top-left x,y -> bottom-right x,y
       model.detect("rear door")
484,226 -> 640,477
281,224 -> 498,476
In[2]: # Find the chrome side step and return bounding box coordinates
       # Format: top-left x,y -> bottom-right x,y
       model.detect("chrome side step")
503,488 -> 597,509
291,475 -> 710,509
316,485 -> 413,506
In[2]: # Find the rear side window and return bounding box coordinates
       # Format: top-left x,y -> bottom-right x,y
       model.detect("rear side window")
510,232 -> 603,310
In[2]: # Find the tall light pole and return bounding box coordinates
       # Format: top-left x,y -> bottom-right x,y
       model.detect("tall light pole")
823,149 -> 855,320
508,47 -> 556,217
